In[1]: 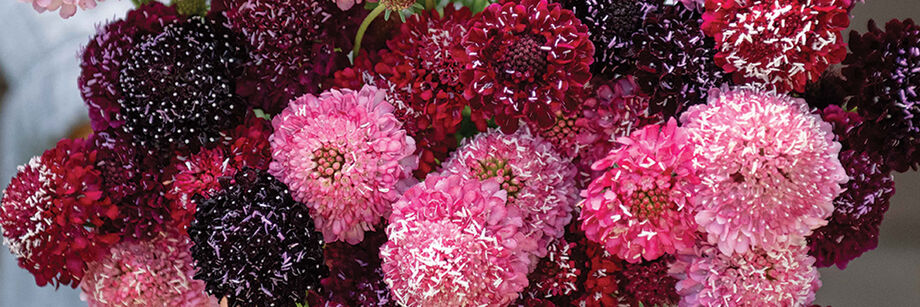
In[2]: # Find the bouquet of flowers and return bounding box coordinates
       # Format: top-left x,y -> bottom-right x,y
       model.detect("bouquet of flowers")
2,0 -> 916,306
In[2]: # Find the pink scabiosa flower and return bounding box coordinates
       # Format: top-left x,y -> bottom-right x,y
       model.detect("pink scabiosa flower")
382,174 -> 531,307
1,138 -> 121,287
441,127 -> 578,258
579,118 -> 700,263
680,87 -> 848,255
269,85 -> 417,244
22,0 -> 104,18
702,0 -> 850,93
79,231 -> 216,307
459,0 -> 594,131
670,244 -> 821,307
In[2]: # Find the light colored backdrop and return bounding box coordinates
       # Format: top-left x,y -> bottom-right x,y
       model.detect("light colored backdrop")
0,1 -> 917,306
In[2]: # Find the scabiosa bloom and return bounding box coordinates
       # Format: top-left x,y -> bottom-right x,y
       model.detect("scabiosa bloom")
579,118 -> 699,263
78,2 -> 180,131
520,239 -> 581,302
844,19 -> 920,172
557,0 -> 658,79
701,0 -> 850,93
670,244 -> 821,307
820,104 -> 862,148
804,71 -> 851,110
118,16 -> 246,152
633,3 -> 728,118
189,168 -> 327,307
617,256 -> 680,307
807,150 -> 895,269
681,87 -> 848,255
269,85 -> 417,244
574,240 -> 623,307
22,0 -> 103,18
79,231 -> 215,307
321,230 -> 396,307
382,174 -> 531,306
442,127 -> 578,258
1,138 -> 120,287
459,0 -> 594,131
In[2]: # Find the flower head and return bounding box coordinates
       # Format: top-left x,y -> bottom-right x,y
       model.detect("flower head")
22,0 -> 104,18
459,0 -> 594,131
382,174 -> 530,307
579,118 -> 700,263
80,231 -> 215,307
269,85 -> 417,244
1,138 -> 120,287
617,256 -> 680,306
189,168 -> 327,307
671,244 -> 821,307
520,239 -> 581,301
844,19 -> 920,172
118,16 -> 247,152
807,150 -> 895,269
442,127 -> 578,258
321,230 -> 396,307
681,87 -> 847,254
702,0 -> 850,92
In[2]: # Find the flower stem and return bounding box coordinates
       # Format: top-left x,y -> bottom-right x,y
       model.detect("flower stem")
353,4 -> 387,60
425,0 -> 435,10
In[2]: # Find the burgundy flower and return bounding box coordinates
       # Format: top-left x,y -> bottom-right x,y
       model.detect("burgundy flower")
1,138 -> 121,287
617,256 -> 680,307
320,231 -> 396,307
804,71 -> 852,110
844,19 -> 920,172
520,239 -> 581,303
459,0 -> 594,132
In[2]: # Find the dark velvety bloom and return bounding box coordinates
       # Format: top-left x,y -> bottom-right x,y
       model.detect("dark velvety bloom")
844,19 -> 920,172
557,0 -> 658,79
332,7 -> 485,177
702,0 -> 850,93
78,2 -> 180,131
320,230 -> 396,307
519,239 -> 581,305
632,3 -> 728,118
616,256 -> 680,307
820,105 -> 863,148
804,70 -> 851,110
118,16 -> 246,152
0,138 -> 121,287
573,239 -> 623,307
459,0 -> 594,131
189,168 -> 327,307
808,149 -> 895,269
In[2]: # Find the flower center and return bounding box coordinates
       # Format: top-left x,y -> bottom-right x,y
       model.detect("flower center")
498,35 -> 548,83
628,188 -> 672,220
380,0 -> 414,11
472,158 -> 523,201
541,111 -> 580,145
312,145 -> 346,179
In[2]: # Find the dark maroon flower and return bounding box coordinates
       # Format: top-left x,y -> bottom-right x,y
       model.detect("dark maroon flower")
820,105 -> 863,149
632,3 -> 728,118
616,256 -> 679,307
807,150 -> 895,269
459,0 -> 594,132
804,70 -> 851,110
189,168 -> 327,306
844,19 -> 920,172
0,138 -> 121,288
78,2 -> 180,131
118,16 -> 247,153
519,239 -> 581,305
320,230 -> 396,307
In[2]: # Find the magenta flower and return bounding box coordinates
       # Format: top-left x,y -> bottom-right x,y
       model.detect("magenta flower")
269,85 -> 417,244
579,118 -> 700,263
680,87 -> 848,255
670,244 -> 821,307
80,231 -> 216,307
441,127 -> 578,258
382,174 -> 531,307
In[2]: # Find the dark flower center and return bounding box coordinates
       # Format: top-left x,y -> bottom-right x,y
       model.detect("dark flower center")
312,145 -> 346,179
473,158 -> 523,201
628,188 -> 672,220
498,35 -> 548,83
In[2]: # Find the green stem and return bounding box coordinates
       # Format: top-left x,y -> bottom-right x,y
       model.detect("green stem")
425,0 -> 435,10
353,4 -> 387,60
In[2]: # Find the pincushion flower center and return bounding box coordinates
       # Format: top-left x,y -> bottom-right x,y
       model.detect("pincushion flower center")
381,0 -> 414,11
542,111 -> 581,145
628,188 -> 672,220
472,158 -> 523,200
312,145 -> 347,179
498,35 -> 548,83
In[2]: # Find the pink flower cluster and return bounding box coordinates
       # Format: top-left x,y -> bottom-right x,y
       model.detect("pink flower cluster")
269,85 -> 418,244
24,0 -> 103,18
579,118 -> 700,263
381,174 -> 531,306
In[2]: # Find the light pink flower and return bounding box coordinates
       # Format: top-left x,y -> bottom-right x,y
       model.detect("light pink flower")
670,244 -> 821,307
269,85 -> 417,244
79,231 -> 217,307
579,118 -> 700,263
382,174 -> 531,307
333,0 -> 361,10
25,0 -> 103,18
680,87 -> 847,255
441,127 -> 578,258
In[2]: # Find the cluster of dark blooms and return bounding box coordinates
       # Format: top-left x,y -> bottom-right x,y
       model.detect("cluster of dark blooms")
1,0 -> 917,306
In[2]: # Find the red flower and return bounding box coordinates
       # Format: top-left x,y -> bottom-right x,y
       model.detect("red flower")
459,0 -> 594,132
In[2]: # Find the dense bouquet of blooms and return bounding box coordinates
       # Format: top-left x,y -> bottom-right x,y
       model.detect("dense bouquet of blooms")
2,0 -> 917,306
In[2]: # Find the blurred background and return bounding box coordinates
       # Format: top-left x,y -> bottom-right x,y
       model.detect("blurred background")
0,0 -> 917,306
